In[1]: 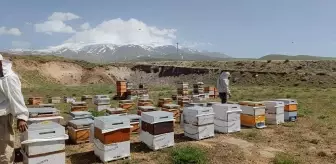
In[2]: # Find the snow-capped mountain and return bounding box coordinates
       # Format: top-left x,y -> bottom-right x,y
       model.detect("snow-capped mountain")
6,43 -> 230,62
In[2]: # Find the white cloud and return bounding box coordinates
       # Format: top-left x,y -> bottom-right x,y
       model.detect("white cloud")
11,41 -> 31,49
35,20 -> 75,34
0,26 -> 22,36
80,22 -> 90,30
62,18 -> 177,47
181,41 -> 212,48
35,12 -> 79,34
48,12 -> 80,21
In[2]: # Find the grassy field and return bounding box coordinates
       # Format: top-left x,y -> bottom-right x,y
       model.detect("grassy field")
20,83 -> 336,164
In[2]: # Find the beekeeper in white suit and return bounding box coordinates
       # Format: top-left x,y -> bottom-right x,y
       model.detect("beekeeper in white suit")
217,71 -> 231,104
0,54 -> 29,164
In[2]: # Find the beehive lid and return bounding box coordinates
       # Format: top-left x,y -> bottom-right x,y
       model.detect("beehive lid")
262,101 -> 285,107
94,115 -> 130,131
38,104 -> 55,107
138,106 -> 156,110
239,101 -> 265,107
71,101 -> 87,106
70,111 -> 92,118
274,99 -> 298,105
94,95 -> 109,99
141,111 -> 174,124
106,108 -> 125,113
183,106 -> 214,116
207,102 -> 221,106
69,118 -> 93,128
25,121 -> 65,140
119,100 -> 133,103
163,104 -> 180,109
187,103 -> 207,107
28,108 -> 59,116
213,104 -> 242,113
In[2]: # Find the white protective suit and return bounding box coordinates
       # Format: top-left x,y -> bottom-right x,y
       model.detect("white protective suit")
0,54 -> 29,164
216,72 -> 231,94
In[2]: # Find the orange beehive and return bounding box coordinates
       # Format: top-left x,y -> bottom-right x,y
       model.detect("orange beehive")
28,97 -> 43,105
158,98 -> 173,107
68,127 -> 90,144
284,104 -> 297,112
240,114 -> 266,128
94,127 -> 130,145
138,102 -> 153,106
70,102 -> 88,112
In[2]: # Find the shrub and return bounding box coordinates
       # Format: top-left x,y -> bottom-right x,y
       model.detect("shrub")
171,146 -> 207,164
267,60 -> 272,63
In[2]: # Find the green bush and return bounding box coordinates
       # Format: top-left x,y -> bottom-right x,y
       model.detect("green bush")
171,146 -> 207,164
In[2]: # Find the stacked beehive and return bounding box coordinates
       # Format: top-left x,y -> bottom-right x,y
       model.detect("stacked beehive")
68,118 -> 94,144
275,99 -> 298,122
124,114 -> 141,133
119,100 -> 134,110
117,81 -> 127,99
138,98 -> 153,106
93,95 -> 111,111
64,96 -> 76,103
93,115 -> 131,162
126,82 -> 137,100
140,111 -> 175,150
71,102 -> 88,112
177,82 -> 189,96
204,87 -> 218,99
162,104 -> 181,123
193,82 -> 204,94
177,96 -> 191,107
263,101 -> 285,125
70,111 -> 93,120
20,122 -> 68,164
158,98 -> 173,107
182,106 -> 215,140
213,104 -> 242,133
27,108 -> 63,125
106,107 -> 127,115
239,101 -> 267,129
137,106 -> 156,116
48,97 -> 61,104
28,97 -> 43,105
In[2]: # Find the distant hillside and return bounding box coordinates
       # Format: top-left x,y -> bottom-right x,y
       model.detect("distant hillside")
260,54 -> 336,60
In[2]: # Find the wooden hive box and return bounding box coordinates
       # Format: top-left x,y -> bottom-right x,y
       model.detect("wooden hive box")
28,97 -> 43,105
137,106 -> 156,116
71,102 -> 88,112
119,103 -> 134,110
158,98 -> 173,107
240,114 -> 266,128
162,104 -> 181,122
106,108 -> 127,115
68,118 -> 93,144
239,101 -> 265,107
94,115 -> 131,145
138,101 -> 153,106
141,111 -> 174,135
274,99 -> 298,112
48,97 -> 61,104
125,114 -> 141,133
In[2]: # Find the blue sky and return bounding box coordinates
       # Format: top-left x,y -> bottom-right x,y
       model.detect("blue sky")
0,0 -> 336,58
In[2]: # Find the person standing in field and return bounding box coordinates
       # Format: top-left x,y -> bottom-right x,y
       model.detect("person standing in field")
0,54 -> 29,164
217,71 -> 231,104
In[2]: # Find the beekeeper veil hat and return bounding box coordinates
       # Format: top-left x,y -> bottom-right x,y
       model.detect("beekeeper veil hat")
0,54 -> 3,60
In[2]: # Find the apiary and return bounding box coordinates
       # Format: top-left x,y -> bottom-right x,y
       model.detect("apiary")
119,100 -> 134,110
239,101 -> 266,129
48,97 -> 61,104
263,101 -> 285,125
106,108 -> 127,115
124,114 -> 141,133
140,111 -> 174,150
93,115 -> 131,162
21,122 -> 68,164
162,104 -> 181,123
182,106 -> 215,140
137,106 -> 156,116
158,98 -> 173,107
70,101 -> 88,112
70,111 -> 93,120
68,118 -> 94,144
213,104 -> 242,133
28,97 -> 43,105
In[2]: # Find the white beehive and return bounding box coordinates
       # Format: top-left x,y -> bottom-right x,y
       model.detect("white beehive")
94,115 -> 130,132
93,139 -> 130,162
93,95 -> 109,104
213,104 -> 242,133
21,122 -> 68,158
263,101 -> 285,125
96,105 -> 110,112
240,105 -> 266,116
140,131 -> 175,150
94,97 -> 111,105
21,149 -> 65,164
70,111 -> 93,120
182,106 -> 215,140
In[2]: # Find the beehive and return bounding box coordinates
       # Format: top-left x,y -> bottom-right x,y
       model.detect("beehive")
81,95 -> 93,101
177,82 -> 189,96
162,104 -> 181,123
117,81 -> 127,98
70,111 -> 93,120
119,100 -> 134,110
21,122 -> 68,164
206,102 -> 221,107
193,82 -> 204,94
93,95 -> 110,105
205,86 -> 218,98
177,97 -> 190,107
27,108 -> 63,125
158,98 -> 173,107
71,102 -> 88,112
64,97 -> 76,103
106,108 -> 127,115
48,97 -> 61,104
38,104 -> 55,108
95,105 -> 110,112
182,106 -> 215,140
138,98 -> 153,106
213,104 -> 242,133
140,111 -> 175,150
263,101 -> 285,125
284,111 -> 297,122
124,114 -> 141,133
28,97 -> 43,105
137,106 -> 156,116
274,99 -> 298,112
93,115 -> 131,162
68,118 -> 93,144
239,101 -> 266,129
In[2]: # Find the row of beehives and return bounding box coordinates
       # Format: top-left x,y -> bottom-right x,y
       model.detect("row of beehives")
176,82 -> 218,99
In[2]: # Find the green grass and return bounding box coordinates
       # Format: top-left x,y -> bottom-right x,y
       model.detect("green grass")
170,146 -> 208,164
273,153 -> 300,164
